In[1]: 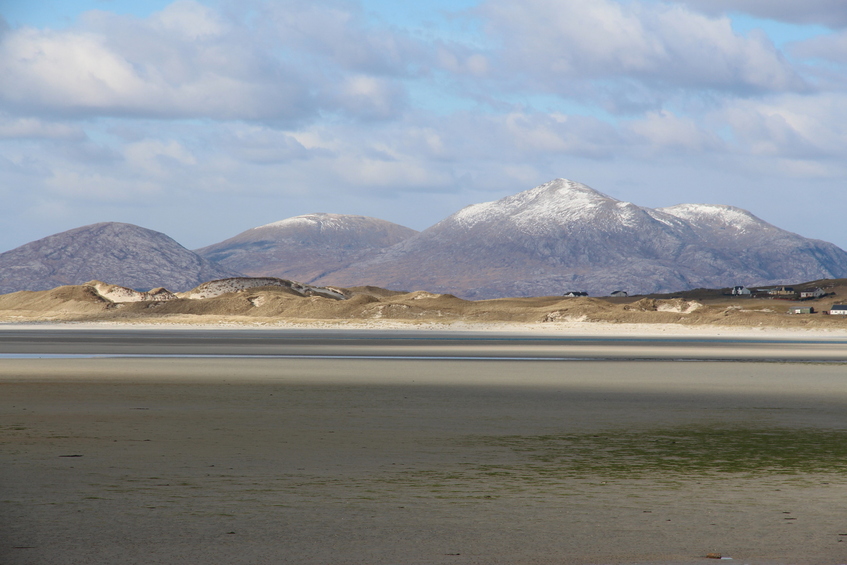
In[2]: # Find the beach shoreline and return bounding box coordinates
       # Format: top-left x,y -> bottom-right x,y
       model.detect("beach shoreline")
3,321 -> 847,564
3,317 -> 847,340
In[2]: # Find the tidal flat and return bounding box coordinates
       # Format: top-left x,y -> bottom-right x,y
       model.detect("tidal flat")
2,357 -> 846,564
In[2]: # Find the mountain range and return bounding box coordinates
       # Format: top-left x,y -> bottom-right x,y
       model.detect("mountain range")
304,179 -> 847,297
2,179 -> 847,298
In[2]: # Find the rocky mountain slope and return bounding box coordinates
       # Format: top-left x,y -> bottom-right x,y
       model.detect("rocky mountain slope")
310,179 -> 847,298
195,213 -> 417,281
0,222 -> 240,294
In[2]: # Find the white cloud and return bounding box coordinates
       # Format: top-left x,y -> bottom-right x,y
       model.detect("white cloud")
151,0 -> 228,40
248,0 -> 426,76
0,115 -> 83,139
221,125 -> 315,165
325,75 -> 409,120
0,0 -> 417,122
46,170 -> 162,201
499,113 -> 619,158
0,22 -> 308,120
0,27 -> 155,111
790,30 -> 847,67
469,0 -> 806,100
624,111 -> 724,154
124,139 -> 197,176
331,154 -> 451,188
720,93 -> 847,162
666,0 -> 847,28
437,47 -> 490,77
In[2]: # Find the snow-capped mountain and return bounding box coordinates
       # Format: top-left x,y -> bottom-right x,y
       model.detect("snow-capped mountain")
195,213 -> 417,282
0,222 -> 240,294
3,180 -> 846,299
310,179 -> 847,298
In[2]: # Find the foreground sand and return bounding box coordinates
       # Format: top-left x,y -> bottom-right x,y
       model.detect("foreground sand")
3,356 -> 847,564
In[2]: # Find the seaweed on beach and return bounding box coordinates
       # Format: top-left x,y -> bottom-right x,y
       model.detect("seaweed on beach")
474,426 -> 847,479
330,426 -> 847,500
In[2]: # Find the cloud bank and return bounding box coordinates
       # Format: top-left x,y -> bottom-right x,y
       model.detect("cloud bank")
1,0 -> 846,253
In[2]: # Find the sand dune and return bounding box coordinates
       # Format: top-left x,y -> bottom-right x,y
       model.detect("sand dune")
1,277 -> 847,333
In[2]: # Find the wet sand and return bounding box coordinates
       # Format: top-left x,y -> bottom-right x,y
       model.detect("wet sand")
2,357 -> 847,564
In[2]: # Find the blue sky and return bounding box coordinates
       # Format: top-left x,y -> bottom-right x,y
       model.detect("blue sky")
1,0 -> 847,252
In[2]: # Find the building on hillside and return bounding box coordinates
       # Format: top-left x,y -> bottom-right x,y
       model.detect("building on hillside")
563,291 -> 588,297
800,288 -> 825,299
609,290 -> 628,297
732,286 -> 752,295
787,306 -> 814,314
768,286 -> 796,296
829,305 -> 847,315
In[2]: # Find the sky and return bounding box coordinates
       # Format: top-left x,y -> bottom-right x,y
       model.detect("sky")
1,0 -> 847,252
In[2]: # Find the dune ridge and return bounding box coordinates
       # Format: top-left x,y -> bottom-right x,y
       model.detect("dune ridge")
2,276 -> 847,332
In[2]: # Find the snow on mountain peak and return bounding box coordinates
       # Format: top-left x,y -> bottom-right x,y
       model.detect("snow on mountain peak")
257,213 -> 342,231
658,203 -> 770,234
451,178 -> 623,231
448,179 -> 777,240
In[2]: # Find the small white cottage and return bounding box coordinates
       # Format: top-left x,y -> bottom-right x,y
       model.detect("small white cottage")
800,288 -> 825,299
563,291 -> 588,297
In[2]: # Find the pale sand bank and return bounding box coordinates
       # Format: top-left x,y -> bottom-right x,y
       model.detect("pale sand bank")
4,318 -> 847,340
2,357 -> 847,564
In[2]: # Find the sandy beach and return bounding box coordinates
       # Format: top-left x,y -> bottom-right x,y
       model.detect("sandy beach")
6,317 -> 847,338
2,336 -> 847,564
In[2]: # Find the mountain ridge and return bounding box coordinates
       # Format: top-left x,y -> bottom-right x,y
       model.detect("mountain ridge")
308,179 -> 847,298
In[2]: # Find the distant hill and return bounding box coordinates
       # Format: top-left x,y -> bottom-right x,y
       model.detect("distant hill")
310,179 -> 847,298
195,213 -> 417,281
0,222 -> 239,294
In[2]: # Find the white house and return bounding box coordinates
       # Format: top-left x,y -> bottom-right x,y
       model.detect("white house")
829,305 -> 847,315
800,288 -> 825,299
563,291 -> 588,297
732,286 -> 752,295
